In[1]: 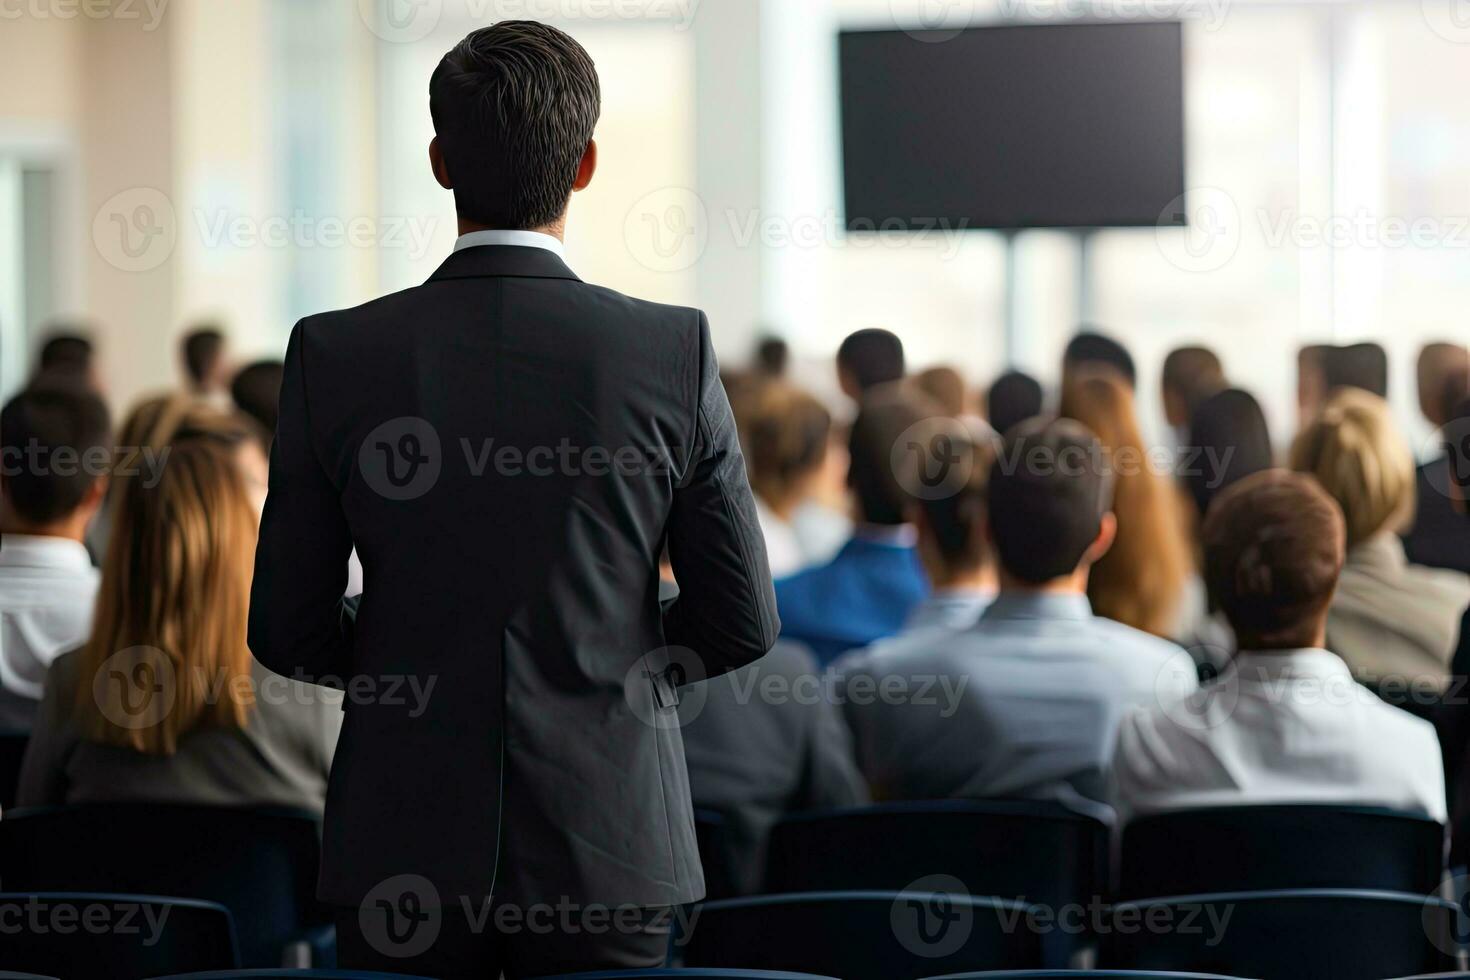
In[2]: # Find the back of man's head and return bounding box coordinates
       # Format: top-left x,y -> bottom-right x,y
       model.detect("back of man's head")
1162,345 -> 1226,428
847,386 -> 929,526
38,333 -> 93,375
907,422 -> 996,577
1322,342 -> 1388,399
985,370 -> 1044,436
837,329 -> 905,397
1417,342 -> 1469,429
1,383 -> 112,528
1202,469 -> 1345,651
754,336 -> 789,378
430,21 -> 601,230
230,359 -> 286,445
182,327 -> 226,390
1064,330 -> 1136,389
987,418 -> 1112,584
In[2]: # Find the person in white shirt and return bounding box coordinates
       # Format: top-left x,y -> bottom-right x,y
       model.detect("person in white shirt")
0,383 -> 111,730
1114,469 -> 1447,823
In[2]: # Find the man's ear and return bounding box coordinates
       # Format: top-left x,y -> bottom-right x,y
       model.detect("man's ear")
429,137 -> 453,190
81,475 -> 109,518
572,139 -> 597,193
1083,511 -> 1118,566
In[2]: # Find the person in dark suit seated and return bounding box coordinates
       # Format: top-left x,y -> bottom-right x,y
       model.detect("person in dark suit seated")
1402,342 -> 1470,573
246,21 -> 777,980
836,328 -> 905,404
774,387 -> 932,666
18,407 -> 341,811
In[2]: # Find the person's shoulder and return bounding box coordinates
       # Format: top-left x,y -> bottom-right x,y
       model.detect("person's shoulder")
294,282 -> 429,337
1089,615 -> 1191,661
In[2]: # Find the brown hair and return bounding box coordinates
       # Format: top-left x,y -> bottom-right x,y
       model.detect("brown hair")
910,366 -> 967,418
737,380 -> 832,513
1202,469 -> 1345,650
76,405 -> 259,755
1060,375 -> 1190,636
1162,345 -> 1225,426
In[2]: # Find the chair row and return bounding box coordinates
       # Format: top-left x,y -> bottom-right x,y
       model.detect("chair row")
698,798 -> 1448,903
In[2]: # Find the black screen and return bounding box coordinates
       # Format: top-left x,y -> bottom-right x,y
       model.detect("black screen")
839,22 -> 1186,230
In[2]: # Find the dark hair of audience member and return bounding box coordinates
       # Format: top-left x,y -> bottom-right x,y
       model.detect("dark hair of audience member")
38,333 -> 94,375
985,370 -> 1044,436
910,366 -> 967,418
1322,342 -> 1388,399
837,329 -> 905,395
0,383 -> 112,527
906,423 -> 996,577
737,380 -> 831,517
231,359 -> 285,448
986,417 -> 1112,584
1063,330 -> 1136,388
1162,345 -> 1226,429
1185,387 -> 1274,520
1418,343 -> 1469,429
1202,469 -> 1346,651
429,21 -> 600,229
77,407 -> 260,756
182,327 -> 226,390
754,336 -> 789,378
847,386 -> 932,526
1061,374 -> 1190,637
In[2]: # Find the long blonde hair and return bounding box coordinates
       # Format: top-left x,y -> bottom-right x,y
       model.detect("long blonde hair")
1060,375 -> 1190,637
76,403 -> 259,755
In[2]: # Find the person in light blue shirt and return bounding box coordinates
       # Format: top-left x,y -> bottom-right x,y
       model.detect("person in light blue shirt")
838,417 -> 1198,806
775,386 -> 932,665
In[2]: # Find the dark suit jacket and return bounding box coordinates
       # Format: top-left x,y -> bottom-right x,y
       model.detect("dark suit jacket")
1403,456 -> 1470,574
248,244 -> 779,909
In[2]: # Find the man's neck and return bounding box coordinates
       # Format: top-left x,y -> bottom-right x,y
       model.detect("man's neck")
928,565 -> 999,594
0,514 -> 88,544
457,217 -> 565,241
997,566 -> 1089,596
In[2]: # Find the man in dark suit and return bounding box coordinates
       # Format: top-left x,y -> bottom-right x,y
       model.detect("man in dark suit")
247,21 -> 778,979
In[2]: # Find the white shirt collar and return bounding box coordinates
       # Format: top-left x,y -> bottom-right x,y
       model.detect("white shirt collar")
0,534 -> 93,572
453,229 -> 566,260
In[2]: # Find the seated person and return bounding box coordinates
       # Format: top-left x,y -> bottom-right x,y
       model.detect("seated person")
985,370 -> 1043,437
836,328 -> 905,404
1114,470 -> 1446,821
1291,388 -> 1470,693
1402,342 -> 1470,573
18,407 -> 341,811
0,383 -> 111,729
774,387 -> 931,665
839,418 -> 1196,805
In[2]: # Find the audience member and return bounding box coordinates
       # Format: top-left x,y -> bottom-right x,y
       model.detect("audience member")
1061,375 -> 1191,638
1291,388 -> 1470,693
1184,387 -> 1274,521
1403,342 -> 1470,573
836,328 -> 905,402
754,335 -> 790,378
736,380 -> 837,577
1297,343 -> 1331,426
1114,470 -> 1446,821
985,369 -> 1044,436
230,359 -> 286,451
840,418 -> 1195,805
0,385 -> 111,729
33,331 -> 100,392
1323,342 -> 1389,399
1161,345 -> 1226,433
910,366 -> 968,418
180,325 -> 231,401
774,386 -> 931,664
18,406 -> 341,809
1063,330 -> 1136,389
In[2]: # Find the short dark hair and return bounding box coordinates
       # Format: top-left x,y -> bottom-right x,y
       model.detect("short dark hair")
430,22 -> 601,230
182,327 -> 226,387
1,384 -> 112,525
1202,469 -> 1345,650
754,336 -> 789,377
1064,330 -> 1136,388
986,370 -> 1044,436
1322,342 -> 1388,398
230,359 -> 285,445
847,386 -> 929,526
912,423 -> 995,573
987,418 -> 1111,583
837,329 -> 905,393
1185,387 -> 1274,519
37,333 -> 93,375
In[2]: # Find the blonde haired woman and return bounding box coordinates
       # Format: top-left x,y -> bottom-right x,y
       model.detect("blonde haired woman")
18,406 -> 340,808
1060,375 -> 1191,638
1291,387 -> 1470,692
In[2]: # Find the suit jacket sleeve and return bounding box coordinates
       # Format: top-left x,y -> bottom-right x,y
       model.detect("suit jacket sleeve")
247,321 -> 356,686
661,312 -> 780,681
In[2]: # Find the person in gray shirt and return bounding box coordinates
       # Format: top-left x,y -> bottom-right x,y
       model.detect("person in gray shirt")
838,418 -> 1197,807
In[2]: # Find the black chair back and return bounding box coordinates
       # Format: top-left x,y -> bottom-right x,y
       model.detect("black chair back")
0,804 -> 322,967
533,971 -> 841,980
928,973 -> 1242,979
150,972 -> 437,979
1099,888 -> 1460,980
1118,805 -> 1445,899
679,890 -> 1044,980
0,892 -> 238,979
0,730 -> 29,810
693,809 -> 741,901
